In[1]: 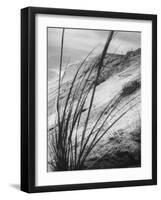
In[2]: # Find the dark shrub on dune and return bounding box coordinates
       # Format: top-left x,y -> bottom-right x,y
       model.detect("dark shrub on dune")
121,80 -> 141,97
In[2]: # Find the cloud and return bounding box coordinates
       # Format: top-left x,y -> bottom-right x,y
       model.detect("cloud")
48,28 -> 141,69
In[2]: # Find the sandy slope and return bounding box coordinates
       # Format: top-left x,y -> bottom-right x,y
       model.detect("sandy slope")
48,48 -> 141,170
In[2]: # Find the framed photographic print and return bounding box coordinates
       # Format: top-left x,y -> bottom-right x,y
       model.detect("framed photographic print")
21,7 -> 157,193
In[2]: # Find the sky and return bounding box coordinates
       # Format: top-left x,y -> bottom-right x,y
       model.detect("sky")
47,28 -> 141,81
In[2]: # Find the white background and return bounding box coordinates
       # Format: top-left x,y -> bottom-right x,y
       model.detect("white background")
0,0 -> 160,199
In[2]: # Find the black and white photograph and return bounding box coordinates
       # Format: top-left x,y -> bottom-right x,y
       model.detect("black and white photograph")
47,28 -> 141,172
20,6 -> 157,193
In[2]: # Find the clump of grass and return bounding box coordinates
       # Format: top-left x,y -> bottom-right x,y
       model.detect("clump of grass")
49,29 -> 140,171
121,80 -> 141,97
